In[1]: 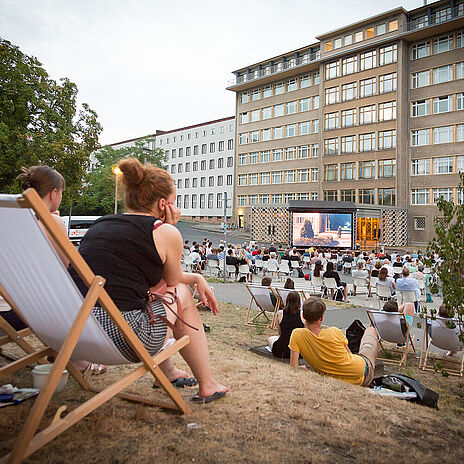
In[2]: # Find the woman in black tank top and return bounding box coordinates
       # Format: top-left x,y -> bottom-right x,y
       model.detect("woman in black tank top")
70,158 -> 228,402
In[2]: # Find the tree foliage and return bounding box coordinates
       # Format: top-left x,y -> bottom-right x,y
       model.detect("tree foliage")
426,173 -> 464,335
0,38 -> 102,201
72,137 -> 166,216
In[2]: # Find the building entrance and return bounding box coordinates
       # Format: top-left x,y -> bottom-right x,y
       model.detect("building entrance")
356,217 -> 380,250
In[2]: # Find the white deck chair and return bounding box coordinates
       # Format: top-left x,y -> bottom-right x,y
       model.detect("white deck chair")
278,261 -> 291,281
367,309 -> 416,366
274,287 -> 305,310
0,190 -> 191,463
420,316 -> 463,376
245,284 -> 279,327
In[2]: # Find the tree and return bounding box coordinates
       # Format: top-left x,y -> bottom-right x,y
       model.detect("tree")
426,172 -> 464,340
0,38 -> 102,201
72,137 -> 167,216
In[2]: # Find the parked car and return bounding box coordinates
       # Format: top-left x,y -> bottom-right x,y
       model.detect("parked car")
62,216 -> 100,244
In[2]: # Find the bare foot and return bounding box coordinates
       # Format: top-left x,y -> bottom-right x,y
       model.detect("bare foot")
154,367 -> 191,387
198,380 -> 229,398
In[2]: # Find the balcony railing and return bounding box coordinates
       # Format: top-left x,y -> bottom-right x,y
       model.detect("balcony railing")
407,4 -> 463,31
227,50 -> 321,87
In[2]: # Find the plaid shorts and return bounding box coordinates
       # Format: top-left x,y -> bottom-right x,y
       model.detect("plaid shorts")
92,299 -> 168,363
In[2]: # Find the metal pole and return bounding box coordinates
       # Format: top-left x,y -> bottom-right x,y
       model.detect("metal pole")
114,175 -> 118,214
223,191 -> 227,282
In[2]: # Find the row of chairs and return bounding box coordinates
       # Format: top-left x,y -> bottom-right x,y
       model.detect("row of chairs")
245,284 -> 463,375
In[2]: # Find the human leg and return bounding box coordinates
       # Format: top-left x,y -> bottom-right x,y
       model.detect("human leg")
358,327 -> 378,387
268,335 -> 279,348
353,284 -> 357,296
164,283 -> 228,398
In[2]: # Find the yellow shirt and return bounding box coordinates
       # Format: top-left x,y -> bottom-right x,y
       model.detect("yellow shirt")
289,327 -> 366,385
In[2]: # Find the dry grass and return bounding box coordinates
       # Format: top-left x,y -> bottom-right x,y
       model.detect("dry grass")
1,302 -> 464,464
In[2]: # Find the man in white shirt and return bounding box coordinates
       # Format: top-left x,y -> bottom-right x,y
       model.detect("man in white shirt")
382,259 -> 395,278
352,261 -> 371,297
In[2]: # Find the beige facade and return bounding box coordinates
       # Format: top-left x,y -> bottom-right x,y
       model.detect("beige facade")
228,0 -> 464,246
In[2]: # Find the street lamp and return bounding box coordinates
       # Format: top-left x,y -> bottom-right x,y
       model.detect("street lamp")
112,166 -> 122,214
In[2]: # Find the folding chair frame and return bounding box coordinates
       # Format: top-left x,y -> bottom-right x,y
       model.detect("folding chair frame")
367,310 -> 416,367
420,316 -> 464,377
245,285 -> 279,328
1,189 -> 191,464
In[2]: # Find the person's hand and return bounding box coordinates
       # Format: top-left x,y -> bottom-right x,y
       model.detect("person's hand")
164,202 -> 181,225
195,275 -> 219,315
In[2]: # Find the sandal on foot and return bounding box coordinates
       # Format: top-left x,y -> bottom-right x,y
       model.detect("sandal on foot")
190,391 -> 226,404
82,363 -> 108,378
153,377 -> 198,389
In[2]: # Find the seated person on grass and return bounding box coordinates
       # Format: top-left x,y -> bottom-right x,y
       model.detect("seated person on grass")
289,298 -> 378,386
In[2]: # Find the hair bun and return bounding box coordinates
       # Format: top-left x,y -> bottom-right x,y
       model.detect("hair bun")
119,158 -> 144,187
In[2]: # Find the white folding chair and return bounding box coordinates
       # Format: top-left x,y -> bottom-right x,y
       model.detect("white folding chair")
420,316 -> 463,376
370,276 -> 379,294
398,290 -> 419,306
375,283 -> 393,309
226,264 -> 237,280
274,287 -> 305,309
308,275 -> 324,297
0,190 -> 191,463
343,262 -> 352,274
245,285 -> 279,327
393,267 -> 403,277
206,260 -> 221,277
254,259 -> 264,275
303,256 -> 311,268
182,254 -> 193,272
266,260 -> 278,279
323,277 -> 344,300
290,260 -> 300,276
367,309 -> 416,366
353,277 -> 370,296
239,264 -> 250,281
278,261 -> 291,281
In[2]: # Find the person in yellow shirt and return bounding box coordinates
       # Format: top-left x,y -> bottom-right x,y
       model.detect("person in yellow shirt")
289,297 -> 378,386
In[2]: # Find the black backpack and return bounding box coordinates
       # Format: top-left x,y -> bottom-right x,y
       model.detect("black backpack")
346,319 -> 366,354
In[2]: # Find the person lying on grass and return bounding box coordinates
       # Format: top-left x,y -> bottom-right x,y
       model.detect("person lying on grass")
289,297 -> 378,386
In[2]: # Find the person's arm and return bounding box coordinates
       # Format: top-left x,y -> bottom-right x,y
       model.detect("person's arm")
289,349 -> 299,367
276,310 -> 283,336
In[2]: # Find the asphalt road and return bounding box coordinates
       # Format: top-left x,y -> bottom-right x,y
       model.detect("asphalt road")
175,220 -> 249,246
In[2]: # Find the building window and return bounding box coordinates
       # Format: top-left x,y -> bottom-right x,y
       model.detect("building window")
359,189 -> 374,204
239,153 -> 248,165
341,135 -> 357,153
379,72 -> 396,93
411,129 -> 430,146
341,108 -> 357,127
300,74 -> 311,88
200,176 -> 206,188
285,147 -> 296,160
218,158 -> 224,169
216,193 -> 222,209
274,82 -> 284,95
193,161 -> 198,171
435,7 -> 451,23
324,164 -> 338,181
360,77 -> 376,97
354,31 -> 363,42
262,85 -> 272,98
237,195 -> 246,207
359,133 -> 376,152
286,101 -> 297,115
411,158 -> 430,176
325,112 -> 339,130
379,130 -> 396,149
240,92 -> 249,104
366,27 -> 374,39
378,159 -> 396,177
314,72 -> 320,84
360,50 -> 377,70
376,23 -> 386,35
239,133 -> 248,145
379,188 -> 396,206
176,179 -> 181,188
433,126 -> 453,144
312,144 -> 319,158
298,169 -> 310,182
433,35 -> 453,54
344,35 -> 353,46
379,44 -> 397,65
311,168 -> 319,182
272,171 -> 282,184
178,148 -> 183,157
260,107 -> 271,120
378,101 -> 396,121
433,188 -> 453,204
324,138 -> 339,155
433,157 -> 453,174
286,124 -> 296,137
312,120 -> 319,133
341,163 -> 355,180
171,165 -> 176,174
191,194 -> 197,209
284,193 -> 296,203
260,172 -> 270,184
227,156 -> 233,167
261,128 -> 271,141
411,15 -> 428,29
201,160 -> 206,170
359,105 -> 376,124
457,155 -> 464,172
299,146 -> 310,159
249,152 -> 259,164
458,31 -> 464,48
311,192 -> 318,201
433,65 -> 453,84
433,95 -> 453,113
217,175 -> 223,186
359,161 -> 375,179
342,56 -> 358,75
251,89 -> 260,101
287,78 -> 297,92
285,170 -> 296,183
183,195 -> 189,209
334,38 -> 342,49
341,189 -> 356,202
185,162 -> 190,173
260,194 -> 270,205
176,195 -> 181,208
412,70 -> 430,88
201,144 -> 206,154
261,150 -> 271,163
411,189 -> 429,205
274,104 -> 284,117
313,95 -> 320,109
271,194 -> 282,204
226,174 -> 232,185
323,190 -> 337,201
273,127 -> 283,139
192,177 -> 198,188
249,173 -> 258,185
250,110 -> 260,122
341,82 -> 357,102
298,192 -> 310,201
273,149 -> 283,162
325,61 -> 340,80
412,42 -> 430,59
228,139 -> 233,150
325,86 -> 340,105
458,124 -> 464,141
250,131 -> 259,143
414,217 -> 426,230
411,99 -> 430,116
457,93 -> 464,110
209,159 -> 215,170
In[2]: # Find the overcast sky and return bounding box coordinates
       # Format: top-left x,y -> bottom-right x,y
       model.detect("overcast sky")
1,0 -> 422,145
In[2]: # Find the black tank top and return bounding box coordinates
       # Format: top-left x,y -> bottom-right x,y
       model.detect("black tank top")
69,214 -> 163,312
272,311 -> 304,358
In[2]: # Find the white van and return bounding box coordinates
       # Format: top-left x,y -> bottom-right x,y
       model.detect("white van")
62,216 -> 101,244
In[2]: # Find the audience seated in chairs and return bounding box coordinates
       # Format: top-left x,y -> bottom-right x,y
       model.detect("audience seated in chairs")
323,261 -> 350,303
289,298 -> 378,386
376,267 -> 396,296
261,276 -> 278,307
396,267 -> 421,313
351,261 -> 372,297
382,300 -> 414,343
268,291 -> 304,359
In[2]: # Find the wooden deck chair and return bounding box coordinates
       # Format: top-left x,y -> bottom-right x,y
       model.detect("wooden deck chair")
245,284 -> 279,328
0,190 -> 191,464
0,283 -> 48,378
420,316 -> 463,377
367,309 -> 416,366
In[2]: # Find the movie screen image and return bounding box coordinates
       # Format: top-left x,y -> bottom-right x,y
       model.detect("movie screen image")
292,213 -> 352,248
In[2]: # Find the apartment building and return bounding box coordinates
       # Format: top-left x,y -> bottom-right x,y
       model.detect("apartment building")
227,0 -> 464,247
155,117 -> 235,222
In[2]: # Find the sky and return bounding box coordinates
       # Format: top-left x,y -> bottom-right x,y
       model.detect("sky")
0,0 -> 423,145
